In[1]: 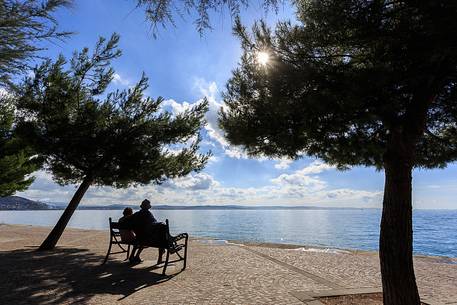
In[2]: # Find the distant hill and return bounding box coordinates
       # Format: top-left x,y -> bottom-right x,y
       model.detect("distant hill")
0,196 -> 50,210
0,196 -> 367,211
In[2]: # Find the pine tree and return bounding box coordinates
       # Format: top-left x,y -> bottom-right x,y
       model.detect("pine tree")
0,97 -> 40,197
16,34 -> 209,250
219,2 -> 457,304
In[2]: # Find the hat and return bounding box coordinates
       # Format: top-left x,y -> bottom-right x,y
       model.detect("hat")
140,199 -> 151,209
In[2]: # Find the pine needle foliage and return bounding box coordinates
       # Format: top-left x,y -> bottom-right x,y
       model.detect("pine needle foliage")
16,33 -> 209,188
0,0 -> 72,88
221,1 -> 457,170
0,96 -> 40,197
135,0 -> 283,34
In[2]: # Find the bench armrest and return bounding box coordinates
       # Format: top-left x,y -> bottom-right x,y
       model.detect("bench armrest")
171,233 -> 188,242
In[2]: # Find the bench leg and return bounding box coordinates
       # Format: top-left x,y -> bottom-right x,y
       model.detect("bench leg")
182,237 -> 188,270
102,240 -> 113,265
162,249 -> 170,275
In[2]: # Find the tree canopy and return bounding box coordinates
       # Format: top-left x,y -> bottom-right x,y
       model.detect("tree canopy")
0,0 -> 71,88
221,1 -> 457,170
17,33 -> 209,187
16,34 -> 209,249
0,96 -> 40,197
219,1 -> 457,304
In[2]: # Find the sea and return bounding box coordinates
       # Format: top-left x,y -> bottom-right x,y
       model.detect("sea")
0,208 -> 456,258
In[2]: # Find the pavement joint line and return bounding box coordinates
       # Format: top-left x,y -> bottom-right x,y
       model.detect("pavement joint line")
293,288 -> 445,305
306,287 -> 382,298
290,288 -> 382,304
420,298 -> 447,305
304,300 -> 325,305
238,245 -> 344,290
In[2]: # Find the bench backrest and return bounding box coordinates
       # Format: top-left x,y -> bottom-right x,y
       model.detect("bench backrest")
108,217 -> 172,248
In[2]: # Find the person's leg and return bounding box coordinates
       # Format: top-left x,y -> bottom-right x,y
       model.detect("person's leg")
135,246 -> 144,260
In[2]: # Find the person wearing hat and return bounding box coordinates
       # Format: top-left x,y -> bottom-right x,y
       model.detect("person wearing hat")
123,199 -> 165,264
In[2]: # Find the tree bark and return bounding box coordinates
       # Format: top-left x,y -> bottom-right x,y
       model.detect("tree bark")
38,175 -> 93,250
380,148 -> 421,304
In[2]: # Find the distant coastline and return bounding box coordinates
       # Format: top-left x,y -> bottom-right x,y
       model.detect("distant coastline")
0,195 -> 374,211
1,196 -> 454,211
0,196 -> 49,210
70,205 -> 371,211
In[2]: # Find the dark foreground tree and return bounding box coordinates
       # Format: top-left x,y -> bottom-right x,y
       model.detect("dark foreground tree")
16,34 -> 209,250
0,0 -> 71,88
0,96 -> 40,197
219,2 -> 457,304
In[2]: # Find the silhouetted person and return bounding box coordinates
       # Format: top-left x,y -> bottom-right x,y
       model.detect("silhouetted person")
118,207 -> 135,243
124,199 -> 165,264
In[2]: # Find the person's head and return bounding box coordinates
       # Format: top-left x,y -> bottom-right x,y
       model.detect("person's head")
123,207 -> 133,217
140,199 -> 151,210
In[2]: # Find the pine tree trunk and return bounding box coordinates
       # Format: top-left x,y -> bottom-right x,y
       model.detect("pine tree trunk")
38,176 -> 93,250
380,156 -> 420,305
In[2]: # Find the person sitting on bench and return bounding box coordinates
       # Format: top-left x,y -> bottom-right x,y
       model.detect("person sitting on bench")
122,199 -> 165,264
118,207 -> 135,243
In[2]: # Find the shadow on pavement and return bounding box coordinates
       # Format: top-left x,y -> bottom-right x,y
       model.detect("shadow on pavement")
0,247 -> 176,305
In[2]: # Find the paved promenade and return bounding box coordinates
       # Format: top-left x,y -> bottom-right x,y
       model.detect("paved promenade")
0,224 -> 456,305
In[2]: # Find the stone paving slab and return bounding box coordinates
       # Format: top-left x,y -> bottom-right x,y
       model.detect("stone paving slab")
0,224 -> 456,305
247,245 -> 457,304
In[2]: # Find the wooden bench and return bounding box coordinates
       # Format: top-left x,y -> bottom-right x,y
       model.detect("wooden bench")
102,217 -> 188,275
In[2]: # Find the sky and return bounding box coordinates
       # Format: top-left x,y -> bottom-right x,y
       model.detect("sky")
17,0 -> 457,209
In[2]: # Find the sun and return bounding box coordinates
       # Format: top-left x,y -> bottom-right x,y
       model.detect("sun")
257,51 -> 270,66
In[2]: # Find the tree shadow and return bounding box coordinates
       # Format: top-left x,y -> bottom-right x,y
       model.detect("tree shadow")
0,247 -> 179,305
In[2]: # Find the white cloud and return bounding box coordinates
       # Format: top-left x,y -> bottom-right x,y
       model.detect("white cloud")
193,77 -> 218,98
161,99 -> 193,115
207,155 -> 220,164
323,188 -> 379,201
274,159 -> 293,170
271,161 -> 334,185
17,171 -> 77,203
158,77 -> 260,160
112,73 -> 131,86
272,174 -> 326,191
18,162 -> 381,208
271,161 -> 334,192
299,160 -> 335,175
193,78 -> 252,159
163,173 -> 219,190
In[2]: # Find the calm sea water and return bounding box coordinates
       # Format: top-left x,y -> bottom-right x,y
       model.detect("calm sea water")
0,209 -> 456,257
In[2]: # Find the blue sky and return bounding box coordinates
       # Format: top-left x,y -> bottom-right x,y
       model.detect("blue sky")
18,1 -> 457,209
